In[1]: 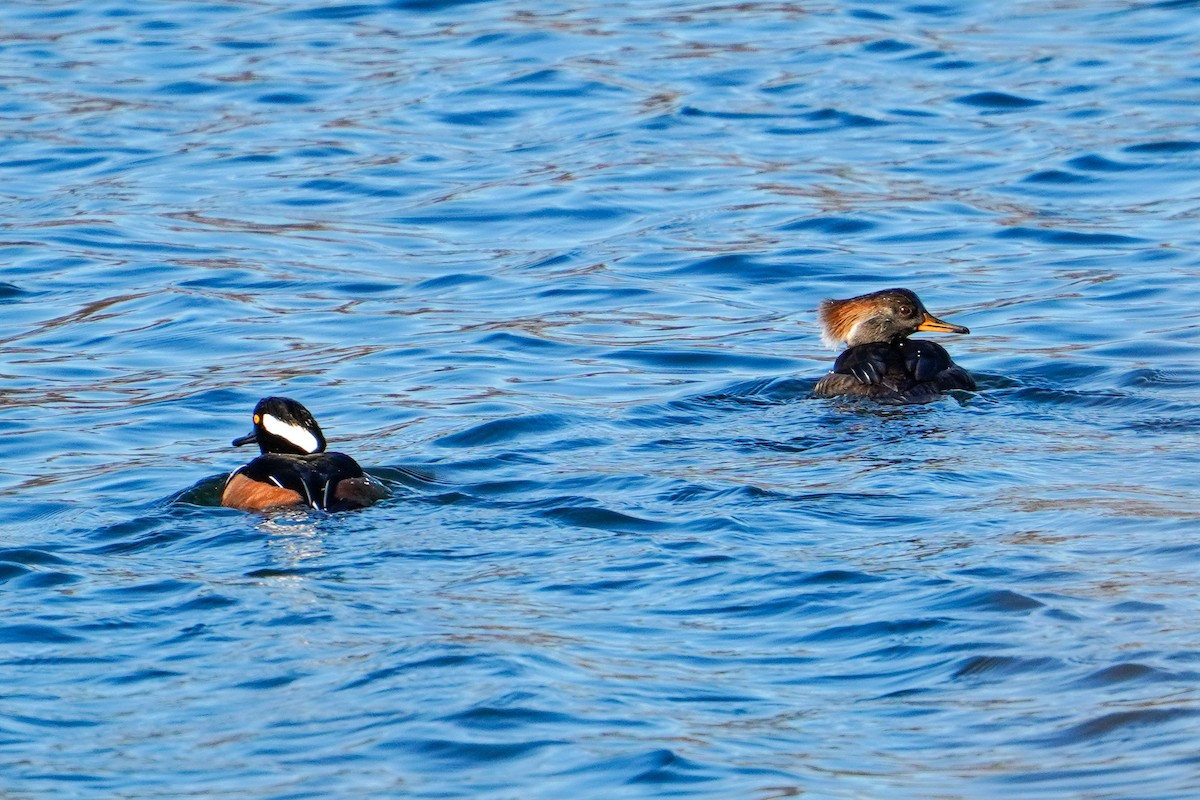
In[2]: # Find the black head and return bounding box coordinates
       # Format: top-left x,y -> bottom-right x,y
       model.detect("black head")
232,396 -> 327,455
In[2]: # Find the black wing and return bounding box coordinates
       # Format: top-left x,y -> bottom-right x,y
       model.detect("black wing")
822,339 -> 974,401
238,452 -> 366,511
898,340 -> 976,391
831,343 -> 911,389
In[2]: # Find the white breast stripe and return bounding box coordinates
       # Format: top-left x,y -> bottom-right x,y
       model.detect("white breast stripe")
262,413 -> 320,453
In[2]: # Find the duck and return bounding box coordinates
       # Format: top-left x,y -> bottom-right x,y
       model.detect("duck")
221,396 -> 388,512
812,287 -> 976,403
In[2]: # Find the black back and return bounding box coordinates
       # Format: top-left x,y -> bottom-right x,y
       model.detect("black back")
231,451 -> 368,512
827,339 -> 976,402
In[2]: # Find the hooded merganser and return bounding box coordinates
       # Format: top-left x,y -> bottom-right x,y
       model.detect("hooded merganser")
813,288 -> 976,403
221,396 -> 388,512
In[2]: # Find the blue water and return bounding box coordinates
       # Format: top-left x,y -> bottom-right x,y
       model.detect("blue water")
2,0 -> 1200,796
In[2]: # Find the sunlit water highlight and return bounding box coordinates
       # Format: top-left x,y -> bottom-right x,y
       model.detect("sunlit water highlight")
2,1 -> 1200,797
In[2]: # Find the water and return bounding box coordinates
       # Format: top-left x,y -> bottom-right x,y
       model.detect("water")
2,0 -> 1199,796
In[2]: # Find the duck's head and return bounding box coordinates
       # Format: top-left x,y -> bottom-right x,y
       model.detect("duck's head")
818,288 -> 970,348
232,396 -> 327,455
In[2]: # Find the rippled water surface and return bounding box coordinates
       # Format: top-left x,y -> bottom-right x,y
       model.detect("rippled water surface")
3,0 -> 1200,796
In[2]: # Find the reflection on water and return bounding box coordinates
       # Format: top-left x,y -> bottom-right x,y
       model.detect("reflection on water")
1,0 -> 1200,797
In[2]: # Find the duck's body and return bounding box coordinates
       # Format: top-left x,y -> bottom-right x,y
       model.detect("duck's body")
813,288 -> 975,404
221,396 -> 387,512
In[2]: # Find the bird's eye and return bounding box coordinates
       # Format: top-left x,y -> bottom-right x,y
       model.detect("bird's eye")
898,306 -> 913,317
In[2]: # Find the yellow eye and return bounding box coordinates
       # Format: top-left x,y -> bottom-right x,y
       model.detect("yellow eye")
253,414 -> 261,424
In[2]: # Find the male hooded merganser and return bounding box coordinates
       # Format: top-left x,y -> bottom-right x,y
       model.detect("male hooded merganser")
812,288 -> 976,403
221,396 -> 388,512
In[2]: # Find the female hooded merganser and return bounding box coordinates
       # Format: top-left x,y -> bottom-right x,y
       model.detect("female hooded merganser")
221,396 -> 388,512
813,288 -> 976,403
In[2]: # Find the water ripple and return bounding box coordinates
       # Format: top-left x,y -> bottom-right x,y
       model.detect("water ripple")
2,0 -> 1200,797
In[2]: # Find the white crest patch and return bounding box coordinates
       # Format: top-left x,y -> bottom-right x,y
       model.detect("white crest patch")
838,320 -> 869,348
820,319 -> 861,349
820,328 -> 844,349
262,413 -> 320,453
